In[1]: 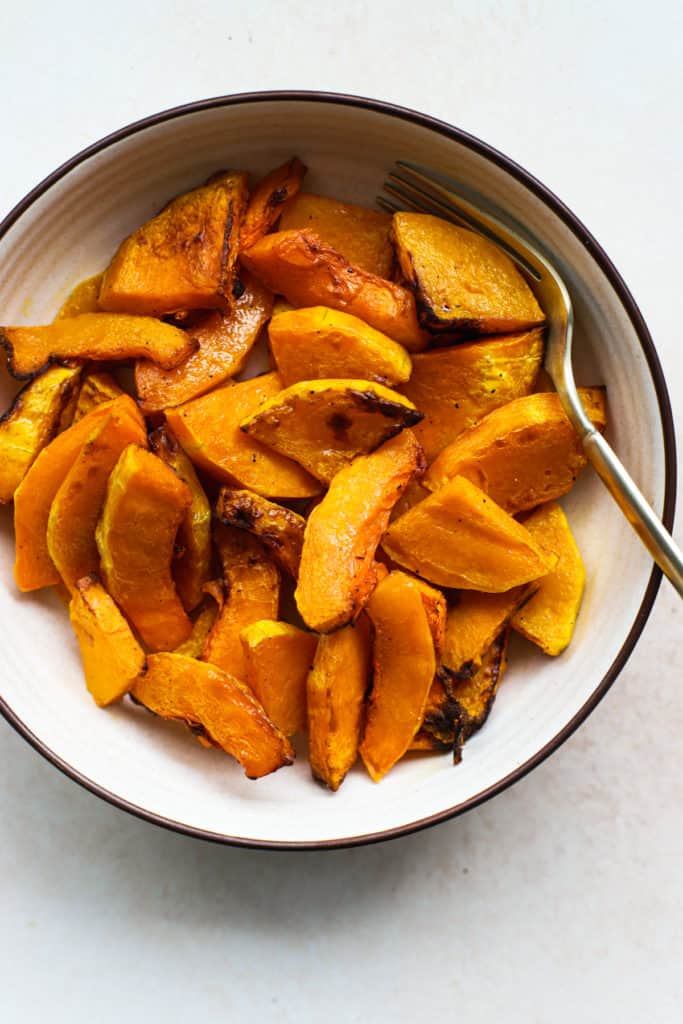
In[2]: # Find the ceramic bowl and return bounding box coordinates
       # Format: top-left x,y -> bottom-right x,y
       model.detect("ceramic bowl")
0,92 -> 675,848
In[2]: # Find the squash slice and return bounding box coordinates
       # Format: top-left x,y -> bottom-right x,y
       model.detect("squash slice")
73,371 -> 124,421
173,597 -> 221,658
69,575 -> 146,707
269,306 -> 412,387
99,171 -> 249,315
1,313 -> 194,379
0,364 -> 82,503
392,212 -> 545,336
425,388 -> 607,512
307,616 -> 372,791
279,193 -> 394,277
240,378 -> 422,484
215,488 -> 305,578
441,583 -> 537,679
96,445 -> 193,651
56,273 -> 104,319
383,475 -> 552,591
295,430 -> 425,632
165,373 -> 321,499
239,157 -> 307,251
240,620 -> 318,736
131,652 -> 293,779
241,229 -> 429,351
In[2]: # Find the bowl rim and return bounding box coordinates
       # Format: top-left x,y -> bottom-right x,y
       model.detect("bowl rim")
0,90 -> 677,851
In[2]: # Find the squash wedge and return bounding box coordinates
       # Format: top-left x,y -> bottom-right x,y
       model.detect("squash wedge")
441,583 -> 537,679
239,157 -> 307,251
279,193 -> 394,277
215,488 -> 305,578
240,378 -> 422,484
73,371 -> 124,421
240,620 -> 318,736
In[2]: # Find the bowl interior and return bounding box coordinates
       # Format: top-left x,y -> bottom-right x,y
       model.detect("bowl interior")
0,97 -> 667,846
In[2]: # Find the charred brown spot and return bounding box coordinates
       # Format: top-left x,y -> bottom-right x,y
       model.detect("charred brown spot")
348,389 -> 424,425
327,411 -> 353,438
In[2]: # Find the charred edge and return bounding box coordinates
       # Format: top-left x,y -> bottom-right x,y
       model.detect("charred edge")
0,377 -> 31,424
416,296 -> 485,338
267,186 -> 290,209
218,200 -> 236,298
326,411 -> 353,439
218,496 -> 262,532
148,424 -> 178,456
347,389 -> 424,425
0,330 -> 56,381
438,661 -> 478,688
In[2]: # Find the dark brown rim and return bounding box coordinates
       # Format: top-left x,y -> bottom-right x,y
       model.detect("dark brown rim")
0,91 -> 677,851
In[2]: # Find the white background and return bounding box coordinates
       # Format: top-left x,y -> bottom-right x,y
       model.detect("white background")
1,2 -> 681,1021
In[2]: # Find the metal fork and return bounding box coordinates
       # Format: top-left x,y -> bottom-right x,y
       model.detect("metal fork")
379,162 -> 683,598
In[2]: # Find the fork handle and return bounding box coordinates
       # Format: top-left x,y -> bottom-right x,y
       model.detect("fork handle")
582,431 -> 683,598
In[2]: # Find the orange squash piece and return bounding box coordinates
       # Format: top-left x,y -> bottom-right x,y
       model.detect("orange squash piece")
241,229 -> 429,351
359,572 -> 438,781
150,426 -> 212,612
165,373 -> 321,499
269,306 -> 412,387
442,584 -> 537,679
296,430 -> 425,632
425,389 -> 607,512
399,329 -> 544,461
215,488 -> 305,578
511,502 -> 586,655
240,378 -> 422,484
47,402 -> 148,591
307,615 -> 372,790
240,620 -> 318,736
0,365 -> 82,503
383,475 -> 552,591
96,445 -> 193,651
55,273 -> 104,319
279,193 -> 394,277
173,597 -> 220,658
202,524 -> 280,680
131,652 -> 293,779
135,272 -> 273,412
411,576 -> 447,659
98,171 -> 249,316
1,313 -> 194,379
73,371 -> 124,421
69,575 -> 146,707
239,157 -> 307,251
13,395 -> 140,591
392,212 -> 545,337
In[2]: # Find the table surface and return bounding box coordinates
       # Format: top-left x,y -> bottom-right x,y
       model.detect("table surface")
1,3 -> 681,1021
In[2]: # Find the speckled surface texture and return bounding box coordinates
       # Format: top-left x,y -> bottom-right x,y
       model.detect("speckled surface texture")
0,2 -> 681,1020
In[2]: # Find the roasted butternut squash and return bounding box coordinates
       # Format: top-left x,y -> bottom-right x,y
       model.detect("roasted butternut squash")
411,576 -> 447,659
150,426 -> 212,612
173,597 -> 220,658
96,445 -> 193,651
442,584 -> 537,679
383,475 -> 552,590
73,371 -> 124,421
296,430 -> 425,632
307,615 -> 372,791
202,524 -> 280,680
240,378 -> 422,484
1,313 -> 194,379
360,572 -> 438,781
0,365 -> 82,503
279,193 -> 394,277
99,171 -> 249,315
425,388 -> 607,511
215,488 -> 305,578
165,373 -> 321,499
511,502 -> 586,655
69,575 -> 146,707
239,157 -> 307,251
241,230 -> 429,351
135,273 -> 273,412
240,620 -> 318,736
56,273 -> 104,319
131,652 -> 293,779
399,329 -> 544,461
392,212 -> 545,336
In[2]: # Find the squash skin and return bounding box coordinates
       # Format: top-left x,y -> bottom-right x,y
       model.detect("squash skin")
99,171 -> 249,316
0,364 -> 82,503
359,572 -> 438,781
398,329 -> 544,462
295,430 -> 425,633
240,620 -> 318,736
425,388 -> 607,512
307,615 -> 372,791
215,488 -> 305,578
96,445 -> 193,651
240,378 -> 422,484
69,575 -> 146,707
279,193 -> 394,277
202,524 -> 280,681
269,306 -> 412,387
441,583 -> 538,679
55,273 -> 104,319
1,313 -> 194,379
239,157 -> 307,251
382,475 -> 552,591
165,373 -> 321,499
241,229 -> 429,351
391,212 -> 545,337
73,371 -> 124,422
135,272 -> 273,412
511,502 -> 586,655
131,652 -> 294,779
